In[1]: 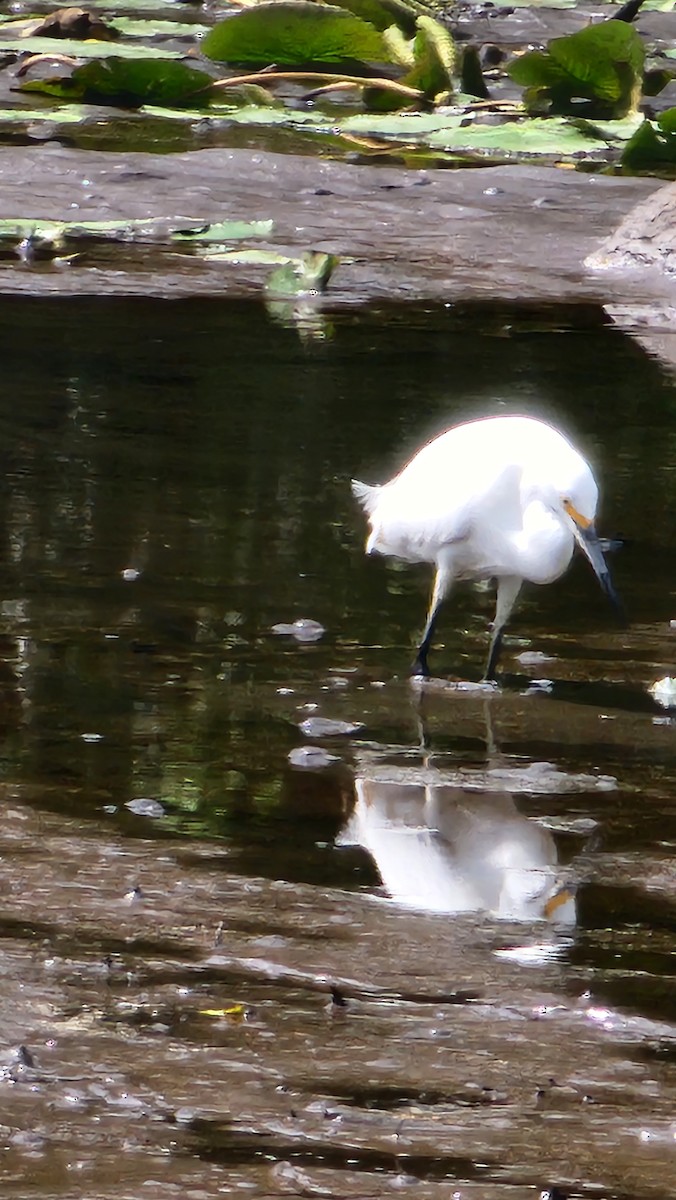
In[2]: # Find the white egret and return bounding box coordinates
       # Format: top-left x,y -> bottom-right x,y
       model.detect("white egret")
352,414 -> 620,679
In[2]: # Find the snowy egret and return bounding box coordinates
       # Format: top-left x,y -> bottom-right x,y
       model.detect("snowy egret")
352,414 -> 620,678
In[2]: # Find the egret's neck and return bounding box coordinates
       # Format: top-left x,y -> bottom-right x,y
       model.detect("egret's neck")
511,499 -> 574,585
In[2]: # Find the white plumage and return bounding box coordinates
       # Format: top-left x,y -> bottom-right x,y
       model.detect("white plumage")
352,414 -> 619,678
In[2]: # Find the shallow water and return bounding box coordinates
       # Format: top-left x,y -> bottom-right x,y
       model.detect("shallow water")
0,296 -> 675,1199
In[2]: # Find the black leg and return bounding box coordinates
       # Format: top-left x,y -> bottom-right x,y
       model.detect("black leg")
412,566 -> 451,678
482,575 -> 522,682
482,627 -> 503,681
412,638 -> 432,677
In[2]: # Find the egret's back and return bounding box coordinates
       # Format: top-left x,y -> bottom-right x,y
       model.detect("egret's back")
352,415 -> 596,566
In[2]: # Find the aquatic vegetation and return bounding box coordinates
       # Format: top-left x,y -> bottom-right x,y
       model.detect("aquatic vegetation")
1,0 -> 672,171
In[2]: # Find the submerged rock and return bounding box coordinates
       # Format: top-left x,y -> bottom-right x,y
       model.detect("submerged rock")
298,717 -> 363,738
272,618 -> 325,642
588,181 -> 676,276
288,745 -> 340,769
125,797 -> 165,818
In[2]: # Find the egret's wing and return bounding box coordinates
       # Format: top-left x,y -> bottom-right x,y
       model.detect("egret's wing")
369,458 -> 523,563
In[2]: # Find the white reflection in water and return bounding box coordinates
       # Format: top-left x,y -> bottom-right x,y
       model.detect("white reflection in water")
340,768 -> 577,924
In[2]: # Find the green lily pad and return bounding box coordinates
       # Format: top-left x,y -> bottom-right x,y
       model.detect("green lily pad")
144,103 -> 323,125
20,58 -> 215,107
0,218 -> 163,246
202,1 -> 390,66
172,219 -> 275,242
339,109 -> 628,158
202,248 -> 294,264
0,35 -> 185,59
129,99 -> 627,162
0,104 -> 86,124
424,115 -> 619,158
509,21 -> 645,118
109,18 -> 210,38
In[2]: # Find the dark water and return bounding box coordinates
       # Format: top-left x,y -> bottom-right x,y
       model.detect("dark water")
0,296 -> 675,1199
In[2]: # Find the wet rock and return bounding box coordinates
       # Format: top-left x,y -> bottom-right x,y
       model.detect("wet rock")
527,678 -> 555,693
516,650 -> 556,665
411,677 -> 497,695
588,181 -> 676,276
32,7 -> 119,40
0,146 -> 657,307
125,797 -> 165,818
271,618 -> 325,642
298,717 -> 363,738
288,745 -> 340,769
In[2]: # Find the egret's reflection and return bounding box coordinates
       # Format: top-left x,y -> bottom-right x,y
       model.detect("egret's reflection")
339,767 -> 576,924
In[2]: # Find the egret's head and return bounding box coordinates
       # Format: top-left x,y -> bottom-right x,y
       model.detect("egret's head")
556,459 -> 599,532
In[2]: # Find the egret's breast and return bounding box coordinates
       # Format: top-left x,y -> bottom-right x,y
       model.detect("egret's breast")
514,504 -> 574,584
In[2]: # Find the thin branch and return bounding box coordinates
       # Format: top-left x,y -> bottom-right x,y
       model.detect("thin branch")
15,52 -> 77,77
460,99 -> 524,112
208,70 -> 423,101
303,80 -> 370,99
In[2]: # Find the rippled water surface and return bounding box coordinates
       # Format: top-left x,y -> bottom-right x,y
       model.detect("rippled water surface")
0,296 -> 675,1200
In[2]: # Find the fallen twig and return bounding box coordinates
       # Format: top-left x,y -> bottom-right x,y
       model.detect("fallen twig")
208,70 -> 423,101
15,52 -> 77,77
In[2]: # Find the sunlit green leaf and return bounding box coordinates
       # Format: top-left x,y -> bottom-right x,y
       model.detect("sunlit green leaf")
20,58 -> 215,107
265,250 -> 339,296
405,15 -> 455,100
622,109 -> 676,170
509,22 -> 644,118
320,0 -> 419,33
381,23 -> 414,67
202,1 -> 390,65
